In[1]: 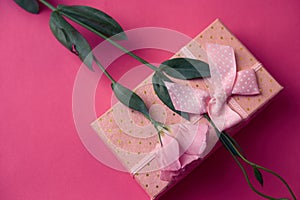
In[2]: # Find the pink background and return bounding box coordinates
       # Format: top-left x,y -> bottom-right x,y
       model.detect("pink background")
1,0 -> 300,199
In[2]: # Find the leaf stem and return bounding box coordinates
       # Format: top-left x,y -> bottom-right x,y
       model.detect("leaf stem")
38,0 -> 56,11
228,145 -> 281,199
153,125 -> 163,147
222,133 -> 297,200
93,56 -> 116,84
203,114 -> 296,200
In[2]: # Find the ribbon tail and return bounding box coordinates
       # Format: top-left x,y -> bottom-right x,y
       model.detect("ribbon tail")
208,103 -> 242,131
232,69 -> 260,95
206,43 -> 237,96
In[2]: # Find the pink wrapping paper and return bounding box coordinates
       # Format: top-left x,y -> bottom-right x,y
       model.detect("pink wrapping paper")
91,19 -> 283,199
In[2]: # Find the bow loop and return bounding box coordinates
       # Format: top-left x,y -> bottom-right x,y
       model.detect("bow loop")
207,43 -> 237,97
165,82 -> 209,115
232,69 -> 260,95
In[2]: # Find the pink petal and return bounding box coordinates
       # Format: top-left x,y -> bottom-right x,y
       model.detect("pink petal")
206,43 -> 237,96
185,123 -> 208,156
155,133 -> 181,171
160,170 -> 180,182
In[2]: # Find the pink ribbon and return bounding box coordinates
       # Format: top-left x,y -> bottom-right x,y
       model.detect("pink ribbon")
166,43 -> 260,131
157,44 -> 260,181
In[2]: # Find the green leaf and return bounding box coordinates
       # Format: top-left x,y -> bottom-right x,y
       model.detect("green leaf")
152,72 -> 189,120
49,11 -> 93,70
160,58 -> 210,80
14,0 -> 39,14
57,5 -> 127,40
253,167 -> 264,187
112,83 -> 150,119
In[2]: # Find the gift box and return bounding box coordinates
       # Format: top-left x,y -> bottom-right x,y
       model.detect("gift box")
91,19 -> 283,199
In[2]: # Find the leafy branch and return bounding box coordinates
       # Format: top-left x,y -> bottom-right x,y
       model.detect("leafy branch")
14,0 -> 208,143
20,1 -> 204,113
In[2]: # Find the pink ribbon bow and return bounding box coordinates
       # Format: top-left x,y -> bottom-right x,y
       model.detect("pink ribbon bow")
166,43 -> 260,131
156,44 -> 260,181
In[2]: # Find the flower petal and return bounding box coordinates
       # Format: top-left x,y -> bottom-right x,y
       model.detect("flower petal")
155,133 -> 181,171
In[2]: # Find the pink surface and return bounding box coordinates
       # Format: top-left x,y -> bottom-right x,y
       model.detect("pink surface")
1,0 -> 300,200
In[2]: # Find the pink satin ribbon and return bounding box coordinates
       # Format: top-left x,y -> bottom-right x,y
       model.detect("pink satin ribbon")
157,43 -> 260,181
166,43 -> 260,131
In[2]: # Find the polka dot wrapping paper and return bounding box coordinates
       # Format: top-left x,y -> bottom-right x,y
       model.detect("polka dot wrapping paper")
91,19 -> 283,199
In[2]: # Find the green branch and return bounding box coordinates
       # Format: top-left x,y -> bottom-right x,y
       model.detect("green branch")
222,133 -> 296,200
39,0 -> 56,11
203,114 -> 296,200
93,55 -> 116,84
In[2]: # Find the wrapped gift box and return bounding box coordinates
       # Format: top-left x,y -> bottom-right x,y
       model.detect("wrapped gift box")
91,19 -> 283,199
